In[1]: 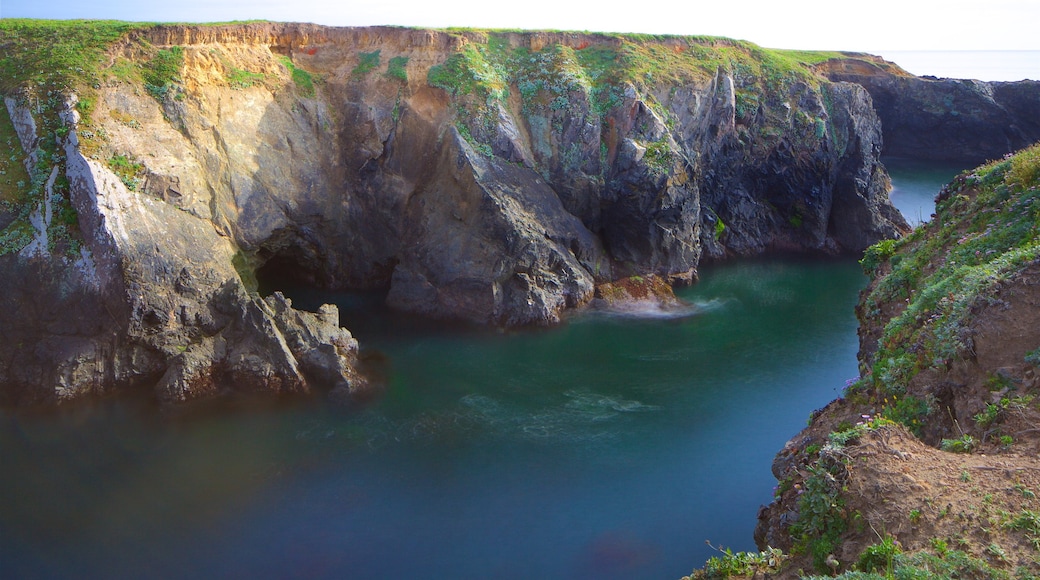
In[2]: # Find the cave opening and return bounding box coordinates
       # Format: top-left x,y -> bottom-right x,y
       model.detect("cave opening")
254,251 -> 480,346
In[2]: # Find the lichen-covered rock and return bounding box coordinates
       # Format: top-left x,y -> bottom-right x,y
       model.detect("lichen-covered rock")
594,274 -> 681,307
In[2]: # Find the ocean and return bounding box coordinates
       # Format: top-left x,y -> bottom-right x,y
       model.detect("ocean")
872,50 -> 1040,82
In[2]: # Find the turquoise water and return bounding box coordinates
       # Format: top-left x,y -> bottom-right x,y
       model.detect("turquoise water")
0,164 -> 960,579
0,259 -> 866,579
884,157 -> 964,226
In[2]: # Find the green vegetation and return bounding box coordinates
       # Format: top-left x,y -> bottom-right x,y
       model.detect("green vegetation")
0,105 -> 32,206
684,545 -> 788,579
0,21 -> 162,257
642,139 -> 673,173
860,142 -> 1040,403
856,534 -> 902,573
806,545 -> 1024,579
0,90 -> 84,257
386,56 -> 409,82
277,55 -> 315,97
1026,347 -> 1040,367
352,50 -> 381,77
879,393 -> 932,436
1003,510 -> 1040,550
427,44 -> 509,100
455,122 -> 493,157
860,238 -> 898,274
232,250 -> 258,293
108,154 -> 144,191
142,46 -> 184,100
226,67 -> 265,90
422,31 -> 847,162
940,434 -> 977,453
0,19 -> 143,92
791,460 -> 849,572
975,395 -> 1034,431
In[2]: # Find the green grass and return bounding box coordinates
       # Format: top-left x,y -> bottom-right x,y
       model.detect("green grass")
386,56 -> 409,82
226,67 -> 265,90
0,19 -> 143,92
0,105 -> 32,206
805,545 -> 1017,579
421,30 -> 853,164
352,50 -> 381,77
277,56 -> 315,97
860,143 -> 1040,399
684,546 -> 788,579
143,46 -> 184,99
108,154 -> 144,191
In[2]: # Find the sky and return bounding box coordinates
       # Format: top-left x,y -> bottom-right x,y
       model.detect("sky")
3,0 -> 1040,78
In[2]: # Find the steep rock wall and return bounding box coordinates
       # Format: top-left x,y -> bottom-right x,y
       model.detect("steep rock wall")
821,57 -> 1040,162
0,94 -> 365,406
0,24 -> 920,405
87,25 -> 905,314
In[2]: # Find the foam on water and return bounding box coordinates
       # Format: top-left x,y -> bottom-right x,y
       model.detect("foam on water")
583,297 -> 727,321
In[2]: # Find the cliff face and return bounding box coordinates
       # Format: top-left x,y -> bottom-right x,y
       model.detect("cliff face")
752,144 -> 1040,576
821,57 -> 1040,162
0,23 -> 913,405
89,25 -> 905,313
0,93 -> 365,406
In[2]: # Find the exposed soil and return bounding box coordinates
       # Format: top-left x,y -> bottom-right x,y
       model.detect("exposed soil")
755,262 -> 1040,577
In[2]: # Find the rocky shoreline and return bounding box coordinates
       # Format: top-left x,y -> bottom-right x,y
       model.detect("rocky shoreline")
6,18 -> 1040,580
0,22 -> 1038,413
694,144 -> 1040,578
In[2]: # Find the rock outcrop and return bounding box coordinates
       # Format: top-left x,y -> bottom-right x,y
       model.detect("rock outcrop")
0,94 -> 365,406
751,144 -> 1040,576
0,23 -> 956,406
821,56 -> 1040,162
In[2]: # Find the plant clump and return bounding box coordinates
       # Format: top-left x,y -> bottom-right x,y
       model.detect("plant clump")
142,45 -> 184,100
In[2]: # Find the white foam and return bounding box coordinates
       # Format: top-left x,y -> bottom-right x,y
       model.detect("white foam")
584,297 -> 727,321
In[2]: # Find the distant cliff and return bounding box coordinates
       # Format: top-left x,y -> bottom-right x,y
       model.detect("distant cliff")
0,20 -> 1003,406
821,57 -> 1040,162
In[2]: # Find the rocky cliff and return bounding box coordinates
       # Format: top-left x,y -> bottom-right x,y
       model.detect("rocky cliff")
0,21 -> 919,405
821,56 -> 1040,163
745,144 -> 1040,578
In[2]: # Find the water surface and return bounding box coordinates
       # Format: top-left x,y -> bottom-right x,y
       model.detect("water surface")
0,165 -> 959,579
884,156 -> 964,226
1,259 -> 866,579
873,50 -> 1040,82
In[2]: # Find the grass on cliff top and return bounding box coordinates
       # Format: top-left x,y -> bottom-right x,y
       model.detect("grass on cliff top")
859,142 -> 1040,403
430,28 -> 847,88
0,19 -> 147,92
426,30 -> 847,148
